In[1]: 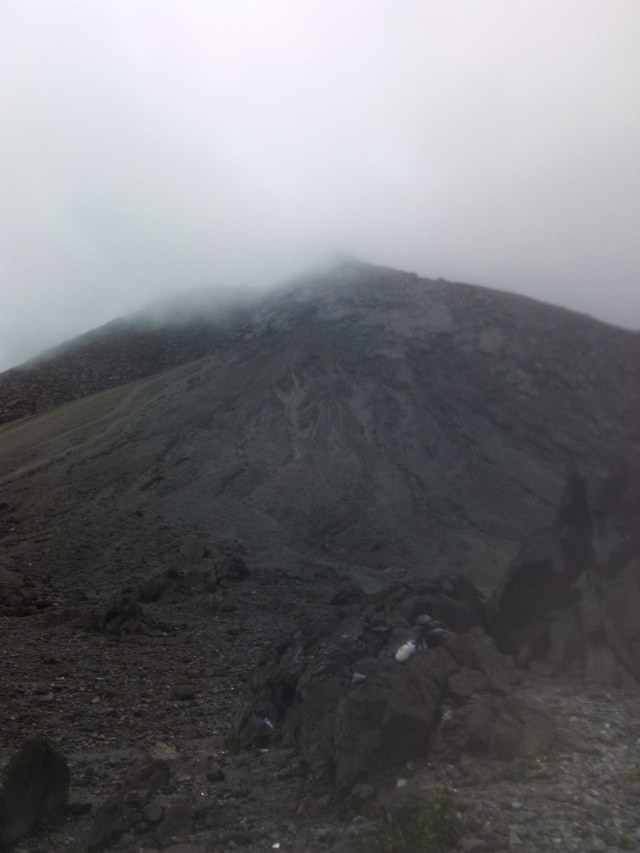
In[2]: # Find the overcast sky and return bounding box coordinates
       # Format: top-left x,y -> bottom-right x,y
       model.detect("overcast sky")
1,0 -> 639,370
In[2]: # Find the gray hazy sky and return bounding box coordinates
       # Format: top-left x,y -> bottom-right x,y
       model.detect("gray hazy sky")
1,0 -> 639,370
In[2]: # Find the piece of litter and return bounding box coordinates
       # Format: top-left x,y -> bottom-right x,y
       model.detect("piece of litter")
394,640 -> 416,663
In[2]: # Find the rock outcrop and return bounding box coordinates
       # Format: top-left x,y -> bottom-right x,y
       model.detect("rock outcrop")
232,579 -> 555,793
491,459 -> 640,685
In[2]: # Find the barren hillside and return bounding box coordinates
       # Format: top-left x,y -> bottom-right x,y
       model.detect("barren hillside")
1,261 -> 639,850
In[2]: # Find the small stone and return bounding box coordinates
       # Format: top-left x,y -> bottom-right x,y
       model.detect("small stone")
206,768 -> 226,782
349,783 -> 377,812
155,803 -> 193,847
508,826 -> 523,847
149,741 -> 179,761
142,797 -> 166,825
313,826 -> 335,843
170,684 -> 197,701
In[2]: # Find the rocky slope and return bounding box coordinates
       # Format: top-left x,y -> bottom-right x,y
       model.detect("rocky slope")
1,260 -> 639,849
1,262 -> 637,591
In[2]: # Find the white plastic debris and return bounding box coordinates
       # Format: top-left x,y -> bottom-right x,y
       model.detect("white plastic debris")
439,708 -> 454,732
395,640 -> 416,662
396,777 -> 408,788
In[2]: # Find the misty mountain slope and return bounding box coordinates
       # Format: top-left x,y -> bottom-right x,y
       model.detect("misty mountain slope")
1,262 -> 638,599
0,293 -> 254,426
1,260 -> 637,432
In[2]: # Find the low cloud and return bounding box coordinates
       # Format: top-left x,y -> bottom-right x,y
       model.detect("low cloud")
1,0 -> 639,369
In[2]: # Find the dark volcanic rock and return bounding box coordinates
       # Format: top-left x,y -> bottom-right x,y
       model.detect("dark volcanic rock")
138,568 -> 187,604
89,761 -> 171,849
0,736 -> 70,847
0,562 -> 51,618
138,551 -> 249,606
331,650 -> 452,791
214,554 -> 250,584
491,460 -> 640,685
450,691 -> 556,759
232,580 -> 554,793
87,590 -> 149,636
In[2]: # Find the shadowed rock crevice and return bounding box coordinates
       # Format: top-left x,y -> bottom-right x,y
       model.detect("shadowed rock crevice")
491,461 -> 640,684
555,470 -> 594,581
490,559 -> 582,664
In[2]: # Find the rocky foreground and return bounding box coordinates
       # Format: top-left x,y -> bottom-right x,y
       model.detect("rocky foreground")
1,558 -> 639,852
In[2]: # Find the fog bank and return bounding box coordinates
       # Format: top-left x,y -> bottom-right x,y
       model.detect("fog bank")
1,1 -> 638,369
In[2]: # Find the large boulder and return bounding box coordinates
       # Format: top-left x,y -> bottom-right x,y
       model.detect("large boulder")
0,736 -> 70,847
332,648 -> 456,791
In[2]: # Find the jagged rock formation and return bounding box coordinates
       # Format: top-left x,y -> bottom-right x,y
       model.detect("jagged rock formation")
491,458 -> 640,685
232,579 -> 555,793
